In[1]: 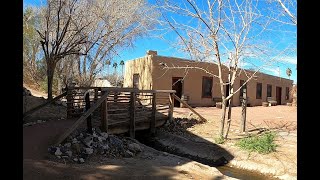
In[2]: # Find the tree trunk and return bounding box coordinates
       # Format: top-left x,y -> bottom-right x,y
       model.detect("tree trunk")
240,88 -> 247,133
47,61 -> 56,100
224,96 -> 233,139
219,99 -> 227,137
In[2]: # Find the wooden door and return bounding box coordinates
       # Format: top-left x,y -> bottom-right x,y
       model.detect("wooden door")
276,87 -> 282,105
172,77 -> 183,107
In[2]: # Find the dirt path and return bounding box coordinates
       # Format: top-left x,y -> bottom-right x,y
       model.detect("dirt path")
23,119 -> 77,159
23,119 -> 234,180
23,84 -> 48,98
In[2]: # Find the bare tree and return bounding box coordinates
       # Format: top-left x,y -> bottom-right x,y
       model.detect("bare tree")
76,0 -> 158,86
23,7 -> 44,88
37,0 -> 95,100
157,0 -> 285,139
274,0 -> 297,25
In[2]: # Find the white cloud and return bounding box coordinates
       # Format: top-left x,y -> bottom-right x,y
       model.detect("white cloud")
276,56 -> 297,65
239,62 -> 251,68
263,67 -> 280,76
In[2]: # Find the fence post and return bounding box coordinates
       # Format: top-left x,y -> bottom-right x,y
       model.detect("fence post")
129,91 -> 136,138
240,88 -> 247,133
66,86 -> 74,119
114,92 -> 118,102
94,88 -> 98,102
85,92 -> 93,134
168,93 -> 174,123
100,91 -> 108,132
150,92 -> 156,135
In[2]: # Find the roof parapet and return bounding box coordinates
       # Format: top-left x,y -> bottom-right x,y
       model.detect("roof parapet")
147,50 -> 157,56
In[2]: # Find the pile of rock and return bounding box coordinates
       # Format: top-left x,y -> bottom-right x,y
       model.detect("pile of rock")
48,128 -> 143,164
161,117 -> 204,137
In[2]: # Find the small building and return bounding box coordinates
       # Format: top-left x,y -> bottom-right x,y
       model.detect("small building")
93,78 -> 113,87
123,50 -> 293,107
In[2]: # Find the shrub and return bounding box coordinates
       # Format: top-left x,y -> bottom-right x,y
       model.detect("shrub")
236,132 -> 277,154
214,135 -> 225,144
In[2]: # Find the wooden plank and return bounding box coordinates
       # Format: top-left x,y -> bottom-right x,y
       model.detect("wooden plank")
108,120 -> 130,125
137,98 -> 152,101
135,117 -> 149,122
23,91 -> 67,118
94,89 -> 98,102
85,93 -> 93,134
157,106 -> 169,111
104,99 -> 108,133
107,101 -> 130,104
73,87 -> 102,90
168,93 -> 174,122
173,94 -> 207,122
100,91 -> 108,132
136,112 -> 152,116
150,93 -> 156,134
107,108 -> 128,112
67,88 -> 74,119
55,92 -> 109,145
108,112 -> 130,117
129,92 -> 136,138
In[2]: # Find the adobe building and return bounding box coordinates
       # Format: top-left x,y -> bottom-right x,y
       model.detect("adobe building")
123,50 -> 293,107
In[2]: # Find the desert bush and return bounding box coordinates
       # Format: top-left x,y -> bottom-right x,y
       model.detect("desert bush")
236,132 -> 277,154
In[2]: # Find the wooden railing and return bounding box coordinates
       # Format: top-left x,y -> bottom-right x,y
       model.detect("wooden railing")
56,87 -> 175,145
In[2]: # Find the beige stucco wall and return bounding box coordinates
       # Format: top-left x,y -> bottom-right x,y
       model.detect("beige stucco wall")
151,56 -> 229,106
232,72 -> 293,106
124,52 -> 293,107
123,56 -> 153,90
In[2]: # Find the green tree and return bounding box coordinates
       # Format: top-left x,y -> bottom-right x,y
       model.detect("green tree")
105,59 -> 111,77
113,62 -> 118,86
286,68 -> 292,79
120,60 -> 125,77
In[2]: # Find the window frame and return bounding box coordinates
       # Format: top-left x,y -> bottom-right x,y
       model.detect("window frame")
256,83 -> 262,99
267,84 -> 272,97
133,73 -> 139,88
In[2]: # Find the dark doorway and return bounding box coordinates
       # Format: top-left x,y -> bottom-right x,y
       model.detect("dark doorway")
276,87 -> 282,105
172,77 -> 183,107
133,74 -> 139,88
226,84 -> 230,106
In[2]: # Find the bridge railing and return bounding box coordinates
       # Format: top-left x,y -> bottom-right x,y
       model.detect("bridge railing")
57,87 -> 175,145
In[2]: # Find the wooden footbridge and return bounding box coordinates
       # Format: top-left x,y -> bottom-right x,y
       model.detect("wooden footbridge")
23,86 -> 207,146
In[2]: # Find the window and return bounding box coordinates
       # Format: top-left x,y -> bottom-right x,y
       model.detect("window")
267,84 -> 272,97
256,83 -> 262,99
286,87 -> 289,100
240,80 -> 247,97
202,77 -> 213,98
133,74 -> 139,88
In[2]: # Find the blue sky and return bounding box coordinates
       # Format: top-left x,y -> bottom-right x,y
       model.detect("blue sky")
24,0 -> 297,83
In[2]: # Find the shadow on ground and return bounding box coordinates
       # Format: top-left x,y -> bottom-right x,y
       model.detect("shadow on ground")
23,90 -> 234,180
137,117 -> 235,167
23,116 -> 234,180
